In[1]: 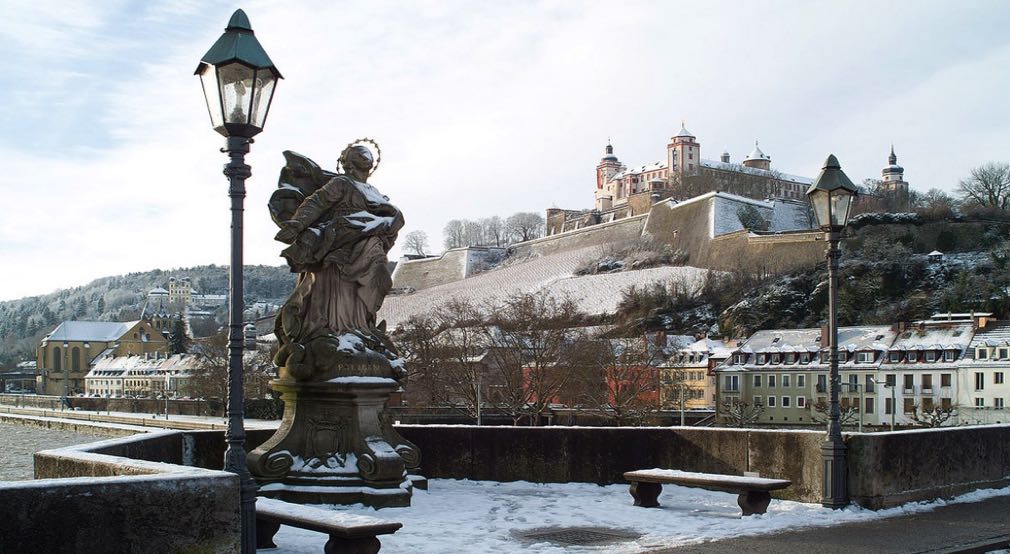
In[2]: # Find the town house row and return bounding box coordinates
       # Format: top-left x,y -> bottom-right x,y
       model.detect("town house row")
714,313 -> 1010,426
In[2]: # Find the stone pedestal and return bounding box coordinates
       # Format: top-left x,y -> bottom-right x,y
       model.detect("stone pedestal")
248,377 -> 420,508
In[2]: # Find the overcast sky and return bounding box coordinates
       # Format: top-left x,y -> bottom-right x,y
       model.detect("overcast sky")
1,0 -> 1009,301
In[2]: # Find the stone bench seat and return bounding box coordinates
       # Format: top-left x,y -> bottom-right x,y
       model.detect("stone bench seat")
623,469 -> 792,516
256,497 -> 402,553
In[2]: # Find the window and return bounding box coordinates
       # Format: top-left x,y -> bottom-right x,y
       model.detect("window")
838,352 -> 847,363
976,372 -> 985,391
941,373 -> 951,387
797,375 -> 806,388
865,374 -> 875,393
753,375 -> 762,387
857,352 -> 874,363
848,374 -> 859,388
903,398 -> 915,413
922,374 -> 933,391
785,353 -> 796,364
975,397 -> 985,408
885,374 -> 896,387
996,398 -> 1006,409
923,397 -> 935,411
996,372 -> 1005,385
800,353 -> 810,364
757,354 -> 767,364
735,354 -> 747,364
904,374 -> 914,391
753,395 -> 762,406
944,350 -> 954,362
52,347 -> 61,370
768,375 -> 776,388
941,397 -> 952,410
908,352 -> 918,362
925,351 -> 936,362
1001,348 -> 1009,360
724,375 -> 739,392
767,396 -> 776,407
865,398 -> 874,414
889,351 -> 900,363
771,354 -> 781,364
797,396 -> 806,408
71,347 -> 81,371
782,375 -> 791,388
885,397 -> 893,415
781,396 -> 791,408
816,374 -> 827,393
978,348 -> 989,360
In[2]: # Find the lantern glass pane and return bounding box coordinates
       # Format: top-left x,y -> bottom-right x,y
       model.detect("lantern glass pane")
249,69 -> 276,129
809,188 -> 831,229
831,190 -> 854,227
218,63 -> 256,125
198,65 -> 223,129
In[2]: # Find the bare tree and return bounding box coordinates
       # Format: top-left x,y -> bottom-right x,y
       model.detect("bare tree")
481,216 -> 505,247
917,188 -> 958,219
403,230 -> 429,257
911,403 -> 958,427
443,220 -> 466,249
505,212 -> 546,243
720,400 -> 764,427
811,399 -> 860,426
574,335 -> 661,425
482,292 -> 585,425
463,219 -> 483,247
957,162 -> 1010,210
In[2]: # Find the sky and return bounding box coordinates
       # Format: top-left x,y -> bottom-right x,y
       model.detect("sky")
1,0 -> 1009,301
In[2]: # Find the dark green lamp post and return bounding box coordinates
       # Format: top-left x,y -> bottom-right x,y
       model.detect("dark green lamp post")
196,9 -> 281,553
806,154 -> 858,509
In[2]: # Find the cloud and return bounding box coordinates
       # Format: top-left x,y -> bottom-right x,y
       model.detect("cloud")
2,0 -> 1010,300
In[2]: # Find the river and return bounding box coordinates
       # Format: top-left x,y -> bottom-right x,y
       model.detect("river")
0,422 -> 109,480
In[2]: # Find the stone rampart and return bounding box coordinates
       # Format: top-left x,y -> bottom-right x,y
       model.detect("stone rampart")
3,430 -> 241,554
511,215 -> 648,259
846,424 -> 1010,509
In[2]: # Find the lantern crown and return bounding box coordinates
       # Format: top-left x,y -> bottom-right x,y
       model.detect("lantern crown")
807,154 -> 857,195
194,9 -> 282,77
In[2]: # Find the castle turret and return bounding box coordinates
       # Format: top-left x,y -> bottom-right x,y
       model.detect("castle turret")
595,140 -> 625,211
667,122 -> 700,176
880,145 -> 910,210
742,141 -> 771,171
720,149 -> 730,164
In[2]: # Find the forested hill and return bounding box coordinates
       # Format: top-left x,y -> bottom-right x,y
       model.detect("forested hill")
0,265 -> 295,366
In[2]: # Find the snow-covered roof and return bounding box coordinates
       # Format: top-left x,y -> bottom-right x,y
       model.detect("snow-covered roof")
44,321 -> 139,343
675,124 -> 694,138
891,323 -> 973,352
87,353 -> 197,378
611,161 -> 667,180
699,159 -> 813,185
968,322 -> 1010,349
928,250 -> 943,256
744,142 -> 768,161
148,287 -> 169,295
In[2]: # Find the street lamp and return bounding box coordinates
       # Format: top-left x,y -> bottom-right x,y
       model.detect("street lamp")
196,9 -> 281,553
62,342 -> 70,410
806,154 -> 858,509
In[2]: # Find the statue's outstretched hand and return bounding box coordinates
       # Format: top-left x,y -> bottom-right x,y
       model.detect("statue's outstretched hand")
275,220 -> 305,244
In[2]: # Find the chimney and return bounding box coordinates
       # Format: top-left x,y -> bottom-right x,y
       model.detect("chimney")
820,325 -> 829,347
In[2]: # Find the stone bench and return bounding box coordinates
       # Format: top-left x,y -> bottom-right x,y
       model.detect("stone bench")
256,497 -> 402,553
623,469 -> 792,516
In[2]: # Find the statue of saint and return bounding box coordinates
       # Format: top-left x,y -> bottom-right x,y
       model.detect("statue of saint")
269,141 -> 405,381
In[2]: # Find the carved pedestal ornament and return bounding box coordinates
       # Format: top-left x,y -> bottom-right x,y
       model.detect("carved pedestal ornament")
248,142 -> 421,508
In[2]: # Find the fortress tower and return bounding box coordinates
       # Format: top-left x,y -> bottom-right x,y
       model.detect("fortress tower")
742,141 -> 771,171
880,145 -> 910,210
595,141 -> 625,211
667,123 -> 700,176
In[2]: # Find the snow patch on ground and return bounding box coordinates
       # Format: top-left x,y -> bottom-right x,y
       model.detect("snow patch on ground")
271,479 -> 1010,553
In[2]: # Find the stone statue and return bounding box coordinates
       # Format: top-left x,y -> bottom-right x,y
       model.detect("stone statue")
249,141 -> 421,508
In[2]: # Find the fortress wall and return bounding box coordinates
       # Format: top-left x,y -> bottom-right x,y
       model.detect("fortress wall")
511,215 -> 648,259
390,248 -> 469,290
707,230 -> 825,273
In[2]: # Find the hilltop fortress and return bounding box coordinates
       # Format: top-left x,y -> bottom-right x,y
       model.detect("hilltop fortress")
386,125 -> 912,321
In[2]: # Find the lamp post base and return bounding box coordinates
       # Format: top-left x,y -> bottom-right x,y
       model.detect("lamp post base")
820,439 -> 848,509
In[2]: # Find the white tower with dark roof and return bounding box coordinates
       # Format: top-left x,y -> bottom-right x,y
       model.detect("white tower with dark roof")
880,145 -> 910,210
667,122 -> 700,176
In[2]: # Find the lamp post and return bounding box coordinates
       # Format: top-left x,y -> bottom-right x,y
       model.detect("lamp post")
806,154 -> 858,509
196,9 -> 281,553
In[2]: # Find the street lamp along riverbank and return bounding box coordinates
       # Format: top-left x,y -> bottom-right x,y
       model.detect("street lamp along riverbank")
806,154 -> 858,509
196,9 -> 282,553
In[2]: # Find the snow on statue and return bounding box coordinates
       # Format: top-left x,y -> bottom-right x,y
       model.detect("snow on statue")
269,141 -> 406,382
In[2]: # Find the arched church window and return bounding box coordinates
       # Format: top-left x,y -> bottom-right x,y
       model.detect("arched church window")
53,347 -> 61,370
72,348 -> 81,370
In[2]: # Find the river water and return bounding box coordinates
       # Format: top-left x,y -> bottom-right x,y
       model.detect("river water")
0,422 -> 108,480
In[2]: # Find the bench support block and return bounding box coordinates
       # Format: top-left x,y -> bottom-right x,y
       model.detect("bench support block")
629,481 -> 662,508
256,519 -> 281,549
325,535 -> 381,554
737,490 -> 772,516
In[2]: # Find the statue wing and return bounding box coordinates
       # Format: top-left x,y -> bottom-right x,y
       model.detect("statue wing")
268,151 -> 339,227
